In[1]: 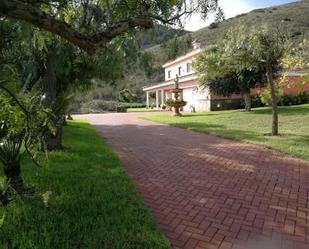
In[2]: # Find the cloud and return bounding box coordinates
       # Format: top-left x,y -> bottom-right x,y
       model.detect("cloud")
219,0 -> 254,18
184,0 -> 298,31
184,0 -> 254,31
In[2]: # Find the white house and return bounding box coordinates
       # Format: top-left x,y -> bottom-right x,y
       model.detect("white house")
143,43 -> 309,112
143,43 -> 214,112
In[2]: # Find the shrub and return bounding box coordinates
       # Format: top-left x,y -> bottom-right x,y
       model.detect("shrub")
165,98 -> 187,107
209,22 -> 218,29
279,92 -> 309,106
118,89 -> 138,103
251,95 -> 265,108
259,84 -> 284,106
252,9 -> 265,13
282,17 -> 291,22
116,106 -> 127,112
235,13 -> 248,18
76,100 -> 145,113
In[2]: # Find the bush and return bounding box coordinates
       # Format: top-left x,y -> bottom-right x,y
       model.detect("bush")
259,84 -> 284,106
76,100 -> 145,113
252,9 -> 265,13
282,17 -> 291,22
209,22 -> 218,29
165,98 -> 187,107
240,93 -> 309,109
116,106 -> 127,112
279,92 -> 309,106
251,95 -> 266,108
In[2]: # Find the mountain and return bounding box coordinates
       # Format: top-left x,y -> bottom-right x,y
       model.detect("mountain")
82,0 -> 309,109
147,0 -> 309,68
135,24 -> 189,49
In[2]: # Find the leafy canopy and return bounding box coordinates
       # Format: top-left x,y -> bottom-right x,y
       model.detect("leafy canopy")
194,25 -> 266,97
0,0 -> 219,53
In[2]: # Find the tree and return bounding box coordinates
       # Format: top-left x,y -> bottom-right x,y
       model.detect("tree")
164,37 -> 180,60
0,19 -> 95,150
1,0 -> 220,149
118,89 -> 137,103
39,40 -> 95,150
162,34 -> 193,61
250,27 -> 287,135
0,0 -> 219,54
282,39 -> 309,71
211,25 -> 286,135
0,0 -> 220,198
214,7 -> 225,23
194,28 -> 266,112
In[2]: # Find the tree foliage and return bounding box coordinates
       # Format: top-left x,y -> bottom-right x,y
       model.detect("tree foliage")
194,26 -> 266,111
0,85 -> 53,196
0,0 -> 220,198
0,0 -> 218,54
162,34 -> 193,60
118,88 -> 137,103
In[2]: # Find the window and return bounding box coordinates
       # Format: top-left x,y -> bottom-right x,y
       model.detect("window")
187,63 -> 192,73
178,66 -> 182,76
168,70 -> 171,78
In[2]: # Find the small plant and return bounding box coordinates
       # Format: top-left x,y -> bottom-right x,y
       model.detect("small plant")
209,22 -> 218,29
165,99 -> 187,108
0,87 -> 53,202
282,17 -> 291,22
116,105 -> 127,113
259,83 -> 283,106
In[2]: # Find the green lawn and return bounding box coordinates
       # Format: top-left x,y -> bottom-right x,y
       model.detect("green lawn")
127,108 -> 163,112
0,122 -> 170,249
145,104 -> 309,161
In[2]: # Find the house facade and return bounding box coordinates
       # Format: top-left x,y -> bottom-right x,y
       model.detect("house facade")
143,46 -> 214,112
143,46 -> 309,112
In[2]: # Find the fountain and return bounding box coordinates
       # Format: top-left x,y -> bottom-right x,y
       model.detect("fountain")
166,75 -> 187,116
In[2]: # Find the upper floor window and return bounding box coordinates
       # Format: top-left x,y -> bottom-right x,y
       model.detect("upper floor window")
187,63 -> 192,73
168,70 -> 171,79
178,66 -> 182,76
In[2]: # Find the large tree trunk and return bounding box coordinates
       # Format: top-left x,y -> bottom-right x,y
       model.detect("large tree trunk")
3,159 -> 25,194
266,65 -> 279,136
242,92 -> 251,112
42,49 -> 63,151
43,118 -> 64,151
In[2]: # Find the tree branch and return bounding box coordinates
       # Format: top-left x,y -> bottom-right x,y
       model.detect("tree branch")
0,81 -> 29,115
0,0 -> 153,54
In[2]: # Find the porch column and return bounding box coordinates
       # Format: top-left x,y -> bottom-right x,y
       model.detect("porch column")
146,91 -> 150,108
165,91 -> 170,101
156,90 -> 159,109
161,90 -> 165,106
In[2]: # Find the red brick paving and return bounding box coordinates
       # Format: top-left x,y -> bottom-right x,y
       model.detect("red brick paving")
77,113 -> 309,249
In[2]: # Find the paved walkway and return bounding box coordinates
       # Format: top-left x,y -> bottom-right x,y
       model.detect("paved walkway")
77,113 -> 309,249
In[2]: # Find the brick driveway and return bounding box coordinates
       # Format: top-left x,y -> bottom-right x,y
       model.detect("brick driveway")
77,112 -> 309,249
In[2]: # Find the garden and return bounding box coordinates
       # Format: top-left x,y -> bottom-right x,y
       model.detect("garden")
0,1 -> 308,249
0,1 -> 220,248
0,121 -> 170,249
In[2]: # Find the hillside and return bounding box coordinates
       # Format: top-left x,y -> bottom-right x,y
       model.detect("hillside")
147,0 -> 309,68
136,24 -> 188,49
82,0 -> 309,110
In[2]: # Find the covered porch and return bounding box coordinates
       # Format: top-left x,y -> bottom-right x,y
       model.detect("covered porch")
143,82 -> 174,109
143,75 -> 200,111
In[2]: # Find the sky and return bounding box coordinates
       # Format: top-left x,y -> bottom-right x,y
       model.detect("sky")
184,0 -> 299,31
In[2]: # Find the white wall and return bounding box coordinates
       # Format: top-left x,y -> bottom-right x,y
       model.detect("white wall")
165,60 -> 193,81
182,87 -> 211,112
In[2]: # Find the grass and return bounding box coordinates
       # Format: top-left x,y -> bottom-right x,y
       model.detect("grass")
127,108 -> 163,112
0,121 -> 171,249
145,104 -> 309,161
